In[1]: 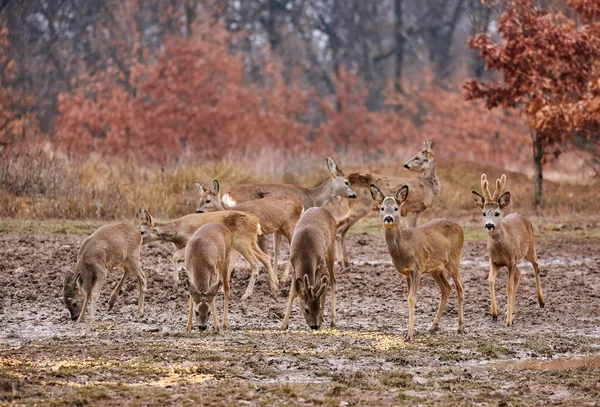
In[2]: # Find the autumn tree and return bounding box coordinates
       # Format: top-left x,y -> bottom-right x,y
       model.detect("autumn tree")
465,0 -> 600,205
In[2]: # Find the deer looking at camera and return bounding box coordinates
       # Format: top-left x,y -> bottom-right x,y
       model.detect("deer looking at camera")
472,174 -> 545,326
63,220 -> 147,323
185,222 -> 233,332
218,157 -> 356,210
336,140 -> 440,267
370,184 -> 464,340
138,209 -> 277,300
281,207 -> 337,330
196,180 -> 303,279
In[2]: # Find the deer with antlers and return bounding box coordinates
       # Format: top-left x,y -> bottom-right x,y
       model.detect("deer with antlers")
336,140 -> 440,267
281,207 -> 337,330
472,174 -> 545,326
370,184 -> 464,340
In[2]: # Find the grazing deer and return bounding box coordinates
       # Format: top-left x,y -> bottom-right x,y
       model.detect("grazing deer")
370,184 -> 464,340
219,157 -> 357,210
185,222 -> 232,332
196,179 -> 303,279
138,209 -> 277,300
336,140 -> 440,267
472,174 -> 545,326
281,207 -> 337,330
63,221 -> 147,323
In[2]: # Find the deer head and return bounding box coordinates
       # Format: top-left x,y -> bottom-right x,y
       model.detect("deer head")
326,157 -> 357,199
188,279 -> 222,331
196,179 -> 225,213
370,184 -> 409,229
404,140 -> 436,173
63,272 -> 85,321
294,272 -> 329,330
472,174 -> 511,231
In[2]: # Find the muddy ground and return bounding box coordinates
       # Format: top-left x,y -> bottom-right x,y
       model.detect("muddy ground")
1,224 -> 599,406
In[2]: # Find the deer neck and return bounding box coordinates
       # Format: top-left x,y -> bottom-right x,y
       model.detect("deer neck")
384,223 -> 405,252
308,177 -> 334,207
486,222 -> 508,248
157,220 -> 188,248
423,161 -> 441,195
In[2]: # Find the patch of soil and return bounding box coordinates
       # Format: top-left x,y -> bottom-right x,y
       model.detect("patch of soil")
1,231 -> 599,405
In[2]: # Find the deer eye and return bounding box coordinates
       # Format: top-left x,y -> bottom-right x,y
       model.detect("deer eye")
380,207 -> 384,211
394,208 -> 398,212
495,212 -> 500,217
344,181 -> 349,186
141,230 -> 146,235
304,308 -> 309,314
206,199 -> 211,203
482,212 -> 486,217
72,302 -> 77,308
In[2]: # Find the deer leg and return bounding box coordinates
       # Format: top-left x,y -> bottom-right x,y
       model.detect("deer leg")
252,239 -> 279,298
280,232 -> 294,284
211,298 -> 219,332
449,265 -> 465,334
488,263 -> 499,321
281,286 -> 297,330
227,250 -> 240,281
76,278 -> 92,323
171,248 -> 185,289
327,249 -> 337,328
126,259 -> 147,318
429,271 -> 451,334
186,295 -> 193,333
527,252 -> 545,308
336,209 -> 368,268
506,265 -> 517,327
405,270 -> 420,341
88,270 -> 106,324
237,244 -> 264,301
272,233 -> 282,274
108,268 -> 129,311
510,266 -> 521,321
220,263 -> 230,332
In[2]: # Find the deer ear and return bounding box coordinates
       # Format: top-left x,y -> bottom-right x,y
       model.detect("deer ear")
370,184 -> 385,204
326,157 -> 343,176
195,181 -> 205,194
472,191 -> 485,208
188,280 -> 201,297
75,273 -> 83,288
395,185 -> 409,204
294,278 -> 306,298
211,180 -> 220,195
206,280 -> 222,297
498,191 -> 511,209
138,209 -> 153,226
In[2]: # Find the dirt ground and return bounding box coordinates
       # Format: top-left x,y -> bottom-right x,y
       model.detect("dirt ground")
1,222 -> 599,406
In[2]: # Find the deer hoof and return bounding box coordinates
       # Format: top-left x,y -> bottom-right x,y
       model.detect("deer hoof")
428,324 -> 439,334
492,315 -> 498,322
240,293 -> 251,301
457,326 -> 465,334
539,301 -> 545,309
404,332 -> 414,341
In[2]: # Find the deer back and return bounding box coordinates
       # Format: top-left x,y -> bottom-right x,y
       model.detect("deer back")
185,223 -> 233,292
77,222 -> 141,269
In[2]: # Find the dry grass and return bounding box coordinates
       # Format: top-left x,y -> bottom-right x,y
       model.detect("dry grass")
1,145 -> 598,221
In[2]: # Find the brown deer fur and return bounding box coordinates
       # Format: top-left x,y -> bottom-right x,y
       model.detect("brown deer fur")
370,184 -> 464,340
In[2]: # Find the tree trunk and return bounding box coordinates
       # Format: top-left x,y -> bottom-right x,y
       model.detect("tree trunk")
394,0 -> 404,93
533,132 -> 544,206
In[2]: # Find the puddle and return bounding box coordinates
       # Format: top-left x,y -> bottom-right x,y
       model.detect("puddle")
492,356 -> 600,371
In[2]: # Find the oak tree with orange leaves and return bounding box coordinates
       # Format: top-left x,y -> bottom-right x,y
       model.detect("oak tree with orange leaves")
465,0 -> 600,205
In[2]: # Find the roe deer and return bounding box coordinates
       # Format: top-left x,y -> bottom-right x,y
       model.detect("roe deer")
472,174 -> 545,326
219,157 -> 356,209
63,220 -> 147,323
370,184 -> 464,340
196,179 -> 303,280
138,209 -> 277,300
281,207 -> 337,330
336,140 -> 440,267
185,222 -> 233,332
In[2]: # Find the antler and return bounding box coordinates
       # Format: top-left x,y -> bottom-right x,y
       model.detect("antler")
480,174 -> 492,202
491,174 -> 507,202
303,275 -> 313,300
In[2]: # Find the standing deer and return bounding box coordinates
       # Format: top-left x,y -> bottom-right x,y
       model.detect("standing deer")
471,174 -> 545,326
336,140 -> 440,267
138,209 -> 277,300
63,220 -> 147,323
219,157 -> 356,209
196,180 -> 303,279
281,207 -> 337,330
185,222 -> 232,332
370,184 -> 464,340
